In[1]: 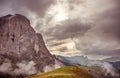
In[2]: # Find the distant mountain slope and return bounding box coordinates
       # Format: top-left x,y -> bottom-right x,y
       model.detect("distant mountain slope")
56,55 -> 92,66
103,57 -> 120,62
55,55 -> 120,78
109,61 -> 120,69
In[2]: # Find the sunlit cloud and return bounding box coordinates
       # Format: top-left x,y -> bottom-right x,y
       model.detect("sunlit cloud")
46,0 -> 69,25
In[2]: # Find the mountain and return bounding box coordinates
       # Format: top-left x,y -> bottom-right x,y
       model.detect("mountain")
56,55 -> 93,66
109,61 -> 120,74
101,57 -> 120,72
103,57 -> 120,62
0,14 -> 63,77
56,55 -> 120,78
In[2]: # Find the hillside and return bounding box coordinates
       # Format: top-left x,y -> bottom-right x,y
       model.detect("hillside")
27,66 -> 96,78
27,65 -> 120,78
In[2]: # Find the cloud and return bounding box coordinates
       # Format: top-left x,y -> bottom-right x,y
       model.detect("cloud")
74,35 -> 120,60
43,0 -> 120,60
89,1 -> 120,42
70,0 -> 120,59
101,62 -> 119,77
14,61 -> 37,75
58,47 -> 68,52
0,0 -> 120,60
47,41 -> 66,47
0,0 -> 5,4
0,62 -> 11,73
0,0 -> 54,17
0,61 -> 37,75
45,19 -> 91,40
18,0 -> 54,17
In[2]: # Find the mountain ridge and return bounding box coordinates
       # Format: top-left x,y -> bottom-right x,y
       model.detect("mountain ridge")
0,14 -> 63,77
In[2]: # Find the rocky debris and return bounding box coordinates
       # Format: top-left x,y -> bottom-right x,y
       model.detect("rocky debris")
0,14 -> 63,77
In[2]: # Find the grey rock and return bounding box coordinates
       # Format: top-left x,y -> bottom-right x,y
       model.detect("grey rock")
0,14 -> 63,76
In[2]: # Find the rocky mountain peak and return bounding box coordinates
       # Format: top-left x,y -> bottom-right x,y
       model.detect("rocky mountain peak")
0,14 -> 63,76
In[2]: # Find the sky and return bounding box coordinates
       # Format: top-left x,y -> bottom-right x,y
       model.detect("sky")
0,0 -> 120,60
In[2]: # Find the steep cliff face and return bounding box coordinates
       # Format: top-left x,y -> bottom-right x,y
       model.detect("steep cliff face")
0,14 -> 63,76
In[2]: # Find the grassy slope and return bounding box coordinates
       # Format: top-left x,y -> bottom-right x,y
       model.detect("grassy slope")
26,66 -> 96,78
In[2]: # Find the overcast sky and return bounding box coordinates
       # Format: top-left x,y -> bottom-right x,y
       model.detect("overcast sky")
0,0 -> 120,60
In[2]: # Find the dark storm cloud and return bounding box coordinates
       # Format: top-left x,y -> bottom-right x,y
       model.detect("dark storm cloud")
19,0 -> 54,17
102,11 -> 120,40
0,0 -> 5,4
0,0 -> 54,17
76,0 -> 120,58
92,0 -> 120,42
45,19 -> 91,40
73,0 -> 120,58
0,0 -> 9,10
0,0 -> 7,5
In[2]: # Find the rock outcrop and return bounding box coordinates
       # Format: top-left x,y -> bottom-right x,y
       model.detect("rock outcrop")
0,14 -> 63,77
